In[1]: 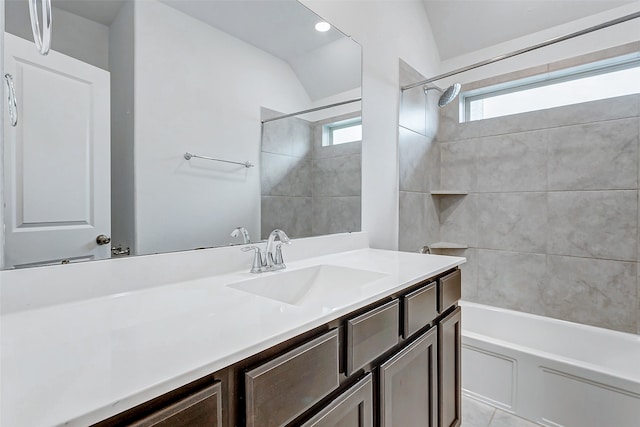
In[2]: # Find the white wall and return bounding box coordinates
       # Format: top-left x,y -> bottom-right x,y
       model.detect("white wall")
438,2 -> 640,86
301,0 -> 441,250
1,0 -> 5,269
4,2 -> 110,70
134,1 -> 311,254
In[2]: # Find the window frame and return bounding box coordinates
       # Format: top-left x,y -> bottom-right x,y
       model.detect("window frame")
461,53 -> 640,122
322,117 -> 362,146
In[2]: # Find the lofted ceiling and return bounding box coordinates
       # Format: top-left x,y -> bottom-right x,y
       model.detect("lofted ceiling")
53,0 -> 345,63
159,0 -> 345,63
422,0 -> 637,60
38,0 -> 359,102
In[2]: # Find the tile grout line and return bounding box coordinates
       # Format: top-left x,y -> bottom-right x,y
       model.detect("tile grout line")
429,189 -> 640,194
486,407 -> 497,427
437,111 -> 640,144
453,246 -> 637,264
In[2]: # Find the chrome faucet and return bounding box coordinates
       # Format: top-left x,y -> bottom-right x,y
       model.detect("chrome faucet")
242,246 -> 265,274
418,245 -> 431,254
265,229 -> 291,271
231,226 -> 251,244
241,229 -> 291,274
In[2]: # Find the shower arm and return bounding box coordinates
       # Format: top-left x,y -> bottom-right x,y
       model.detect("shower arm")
402,10 -> 640,91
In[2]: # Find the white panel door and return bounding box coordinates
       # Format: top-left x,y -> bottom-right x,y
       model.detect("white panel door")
3,33 -> 111,268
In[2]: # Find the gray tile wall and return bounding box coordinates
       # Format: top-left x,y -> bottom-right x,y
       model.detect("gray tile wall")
261,108 -> 361,240
400,44 -> 640,334
310,113 -> 362,236
398,59 -> 441,252
261,111 -> 313,239
435,63 -> 640,334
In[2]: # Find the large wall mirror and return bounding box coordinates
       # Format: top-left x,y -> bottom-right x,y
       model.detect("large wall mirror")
2,0 -> 362,269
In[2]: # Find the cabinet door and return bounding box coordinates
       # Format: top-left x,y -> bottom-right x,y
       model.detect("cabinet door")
438,307 -> 461,427
379,328 -> 438,427
301,374 -> 373,427
129,382 -> 222,427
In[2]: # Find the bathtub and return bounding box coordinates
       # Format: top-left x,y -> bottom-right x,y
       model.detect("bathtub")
460,301 -> 640,427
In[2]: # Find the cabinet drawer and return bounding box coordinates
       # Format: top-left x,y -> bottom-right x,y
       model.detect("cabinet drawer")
245,329 -> 340,427
301,374 -> 373,427
439,270 -> 461,313
346,300 -> 399,375
402,282 -> 437,338
129,382 -> 222,427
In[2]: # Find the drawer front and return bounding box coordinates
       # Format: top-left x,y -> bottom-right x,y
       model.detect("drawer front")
402,282 -> 437,338
439,270 -> 461,313
301,374 -> 373,427
346,300 -> 399,375
245,329 -> 340,427
129,382 -> 222,427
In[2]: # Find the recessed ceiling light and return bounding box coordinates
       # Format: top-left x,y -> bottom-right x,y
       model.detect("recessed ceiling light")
315,21 -> 331,32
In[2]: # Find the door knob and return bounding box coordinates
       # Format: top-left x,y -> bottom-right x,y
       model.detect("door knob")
96,235 -> 111,245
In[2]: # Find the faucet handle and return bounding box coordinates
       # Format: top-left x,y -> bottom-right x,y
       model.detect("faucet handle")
275,243 -> 285,266
242,246 -> 264,274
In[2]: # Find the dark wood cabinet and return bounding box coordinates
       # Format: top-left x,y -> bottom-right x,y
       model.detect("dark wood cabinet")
439,270 -> 461,314
402,281 -> 437,338
244,329 -> 340,427
346,300 -> 400,375
379,328 -> 438,427
301,374 -> 374,427
438,307 -> 462,427
94,380 -> 223,427
94,268 -> 462,427
129,382 -> 222,427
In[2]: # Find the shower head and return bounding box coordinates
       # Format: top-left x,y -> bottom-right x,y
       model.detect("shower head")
423,83 -> 462,107
438,83 -> 461,107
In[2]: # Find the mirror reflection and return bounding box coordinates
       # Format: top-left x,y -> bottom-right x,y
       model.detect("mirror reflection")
2,0 -> 362,269
261,104 -> 362,240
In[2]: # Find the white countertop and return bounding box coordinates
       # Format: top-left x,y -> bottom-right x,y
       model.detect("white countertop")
1,247 -> 464,427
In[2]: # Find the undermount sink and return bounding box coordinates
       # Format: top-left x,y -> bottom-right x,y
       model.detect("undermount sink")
227,265 -> 388,308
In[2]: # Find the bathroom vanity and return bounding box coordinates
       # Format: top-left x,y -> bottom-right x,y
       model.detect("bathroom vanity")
95,269 -> 461,427
0,233 -> 464,427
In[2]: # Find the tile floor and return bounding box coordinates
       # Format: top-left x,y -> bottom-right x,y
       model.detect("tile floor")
462,396 -> 542,427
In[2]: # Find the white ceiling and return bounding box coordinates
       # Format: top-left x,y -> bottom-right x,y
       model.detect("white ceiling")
53,0 -> 346,62
158,0 -> 359,101
160,0 -> 345,62
422,0 -> 637,60
48,0 -> 359,101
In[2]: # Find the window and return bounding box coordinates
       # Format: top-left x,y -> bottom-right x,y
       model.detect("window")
462,54 -> 640,122
322,118 -> 362,146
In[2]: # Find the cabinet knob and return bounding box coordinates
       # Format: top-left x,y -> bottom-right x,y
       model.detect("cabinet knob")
96,235 -> 111,245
